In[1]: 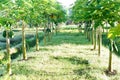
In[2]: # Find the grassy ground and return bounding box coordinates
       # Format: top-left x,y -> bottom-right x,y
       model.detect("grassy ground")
1,29 -> 120,80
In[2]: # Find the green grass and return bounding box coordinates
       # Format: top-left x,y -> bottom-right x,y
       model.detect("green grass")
45,30 -> 90,46
1,29 -> 120,80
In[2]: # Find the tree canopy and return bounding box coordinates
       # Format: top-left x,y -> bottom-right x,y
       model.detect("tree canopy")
0,0 -> 67,27
71,0 -> 120,27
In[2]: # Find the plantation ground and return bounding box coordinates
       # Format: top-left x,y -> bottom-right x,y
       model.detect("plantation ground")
1,29 -> 120,80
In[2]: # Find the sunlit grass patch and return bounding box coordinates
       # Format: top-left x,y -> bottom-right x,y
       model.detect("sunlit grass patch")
46,31 -> 90,46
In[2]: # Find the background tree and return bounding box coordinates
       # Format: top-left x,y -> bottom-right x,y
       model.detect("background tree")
14,0 -> 33,60
41,0 -> 67,45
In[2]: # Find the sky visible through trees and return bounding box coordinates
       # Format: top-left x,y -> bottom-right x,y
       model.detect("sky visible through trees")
57,0 -> 75,8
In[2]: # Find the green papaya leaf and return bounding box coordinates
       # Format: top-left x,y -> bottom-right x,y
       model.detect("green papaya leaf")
108,24 -> 120,39
2,30 -> 14,38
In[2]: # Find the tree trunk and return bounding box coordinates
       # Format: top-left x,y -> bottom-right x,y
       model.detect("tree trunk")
98,27 -> 102,56
87,29 -> 89,41
93,29 -> 97,50
48,32 -> 51,41
103,27 -> 105,33
98,34 -> 101,56
108,40 -> 113,72
84,25 -> 87,37
92,25 -> 94,45
44,34 -> 46,45
6,30 -> 11,75
36,27 -> 39,51
55,25 -> 58,35
51,22 -> 54,35
44,26 -> 46,45
22,22 -> 27,60
48,23 -> 52,41
88,30 -> 91,41
85,29 -> 88,39
90,29 -> 93,43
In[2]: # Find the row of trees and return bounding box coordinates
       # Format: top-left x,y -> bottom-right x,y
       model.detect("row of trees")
0,0 -> 66,75
71,0 -> 120,74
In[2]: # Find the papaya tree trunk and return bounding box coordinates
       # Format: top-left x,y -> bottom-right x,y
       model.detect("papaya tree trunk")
48,26 -> 51,41
103,27 -> 105,33
92,25 -> 94,45
90,29 -> 93,43
51,22 -> 54,35
85,29 -> 88,39
78,23 -> 82,33
98,34 -> 100,56
84,24 -> 87,37
44,34 -> 46,45
108,40 -> 113,72
98,27 -> 102,56
55,25 -> 58,35
22,22 -> 27,60
44,25 -> 46,45
6,30 -> 11,75
87,29 -> 89,41
93,29 -> 97,50
36,27 -> 39,51
48,23 -> 51,41
88,29 -> 91,41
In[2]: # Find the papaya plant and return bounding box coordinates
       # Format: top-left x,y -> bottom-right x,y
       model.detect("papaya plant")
14,0 -> 33,60
0,0 -> 15,75
29,0 -> 47,51
107,24 -> 120,73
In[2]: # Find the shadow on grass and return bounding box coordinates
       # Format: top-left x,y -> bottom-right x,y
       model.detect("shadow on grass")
73,68 -> 97,80
12,63 -> 92,77
12,64 -> 72,77
11,56 -> 97,80
46,32 -> 91,46
12,56 -> 89,76
52,56 -> 89,65
52,56 -> 97,79
12,64 -> 45,76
